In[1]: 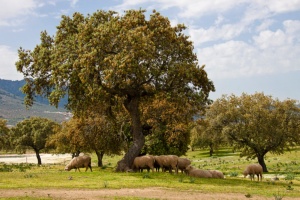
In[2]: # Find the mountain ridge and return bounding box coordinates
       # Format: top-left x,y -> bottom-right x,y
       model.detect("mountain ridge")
0,79 -> 70,126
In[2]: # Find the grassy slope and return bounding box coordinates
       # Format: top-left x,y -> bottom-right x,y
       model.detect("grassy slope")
0,89 -> 69,126
0,148 -> 299,199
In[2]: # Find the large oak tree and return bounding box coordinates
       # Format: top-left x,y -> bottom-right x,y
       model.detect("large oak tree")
15,9 -> 215,171
204,93 -> 300,172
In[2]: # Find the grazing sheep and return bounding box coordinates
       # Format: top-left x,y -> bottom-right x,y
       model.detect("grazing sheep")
243,164 -> 263,181
154,155 -> 178,174
132,155 -> 155,172
185,165 -> 212,178
209,170 -> 225,179
178,158 -> 191,174
65,155 -> 92,172
154,156 -> 162,172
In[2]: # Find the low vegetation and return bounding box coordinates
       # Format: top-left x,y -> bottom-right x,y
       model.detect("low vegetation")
1,148 -> 299,199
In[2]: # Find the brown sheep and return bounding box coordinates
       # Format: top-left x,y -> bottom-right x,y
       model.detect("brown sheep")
154,155 -> 178,174
178,158 -> 191,174
243,164 -> 263,181
132,155 -> 155,172
65,155 -> 92,172
185,165 -> 212,178
209,170 -> 225,179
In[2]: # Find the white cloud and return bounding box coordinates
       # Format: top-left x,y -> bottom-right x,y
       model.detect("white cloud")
70,0 -> 79,8
189,23 -> 245,46
0,0 -> 38,26
243,0 -> 300,24
255,19 -> 274,32
253,29 -> 286,49
254,20 -> 300,49
198,35 -> 300,80
255,0 -> 300,14
0,46 -> 23,80
114,0 -> 246,18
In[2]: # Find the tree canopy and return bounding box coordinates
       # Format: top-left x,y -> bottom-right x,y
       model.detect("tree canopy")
203,93 -> 300,172
16,9 -> 215,171
10,117 -> 60,165
0,119 -> 10,150
48,113 -> 123,167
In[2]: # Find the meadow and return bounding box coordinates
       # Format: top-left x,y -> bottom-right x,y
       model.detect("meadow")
0,148 -> 299,199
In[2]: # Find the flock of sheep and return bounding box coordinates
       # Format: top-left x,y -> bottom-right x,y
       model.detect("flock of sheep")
64,155 -> 263,181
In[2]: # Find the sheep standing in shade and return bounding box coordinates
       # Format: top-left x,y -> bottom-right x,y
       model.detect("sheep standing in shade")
177,158 -> 191,174
154,155 -> 178,174
243,164 -> 263,181
132,155 -> 155,172
209,170 -> 225,179
185,165 -> 212,178
65,155 -> 92,172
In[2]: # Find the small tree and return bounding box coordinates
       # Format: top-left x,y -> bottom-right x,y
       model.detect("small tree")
48,113 -> 123,167
10,117 -> 60,165
205,93 -> 300,172
141,94 -> 193,156
190,119 -> 226,156
0,119 -> 10,151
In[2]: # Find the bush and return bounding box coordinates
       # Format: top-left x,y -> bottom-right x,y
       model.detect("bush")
228,171 -> 238,177
284,173 -> 295,180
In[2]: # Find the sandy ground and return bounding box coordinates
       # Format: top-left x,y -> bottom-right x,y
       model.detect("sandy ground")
0,188 -> 294,200
0,153 -> 72,165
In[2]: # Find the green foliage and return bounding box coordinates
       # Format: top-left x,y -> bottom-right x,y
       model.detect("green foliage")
10,117 -> 60,165
202,93 -> 300,172
0,163 -> 32,172
285,173 -> 295,180
15,9 -> 215,171
0,119 -> 10,150
228,171 -> 239,177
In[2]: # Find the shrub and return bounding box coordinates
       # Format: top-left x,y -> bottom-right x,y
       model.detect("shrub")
228,171 -> 238,177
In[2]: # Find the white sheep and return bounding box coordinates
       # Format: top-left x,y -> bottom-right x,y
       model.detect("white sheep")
243,164 -> 263,181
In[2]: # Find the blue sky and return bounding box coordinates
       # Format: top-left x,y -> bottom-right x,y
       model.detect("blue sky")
0,0 -> 299,101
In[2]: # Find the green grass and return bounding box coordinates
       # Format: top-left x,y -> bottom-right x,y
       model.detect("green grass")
1,148 -> 300,199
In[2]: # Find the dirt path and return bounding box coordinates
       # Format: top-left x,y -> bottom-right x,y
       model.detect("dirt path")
0,188 -> 292,200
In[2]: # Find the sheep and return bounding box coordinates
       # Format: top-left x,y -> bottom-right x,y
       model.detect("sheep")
209,170 -> 224,179
154,155 -> 178,174
243,164 -> 263,181
132,155 -> 155,172
185,165 -> 212,178
177,158 -> 191,174
153,156 -> 162,172
65,155 -> 92,172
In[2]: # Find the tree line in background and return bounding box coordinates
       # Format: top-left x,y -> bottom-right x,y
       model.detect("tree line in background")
0,9 -> 298,172
1,92 -> 299,172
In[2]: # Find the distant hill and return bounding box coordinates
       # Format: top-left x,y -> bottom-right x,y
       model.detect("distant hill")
0,79 -> 71,126
0,79 -> 68,106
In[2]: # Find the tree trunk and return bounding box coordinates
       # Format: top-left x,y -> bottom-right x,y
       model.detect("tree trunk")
72,150 -> 80,158
95,150 -> 104,167
209,143 -> 214,157
34,149 -> 42,165
257,154 -> 268,172
116,96 -> 145,172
